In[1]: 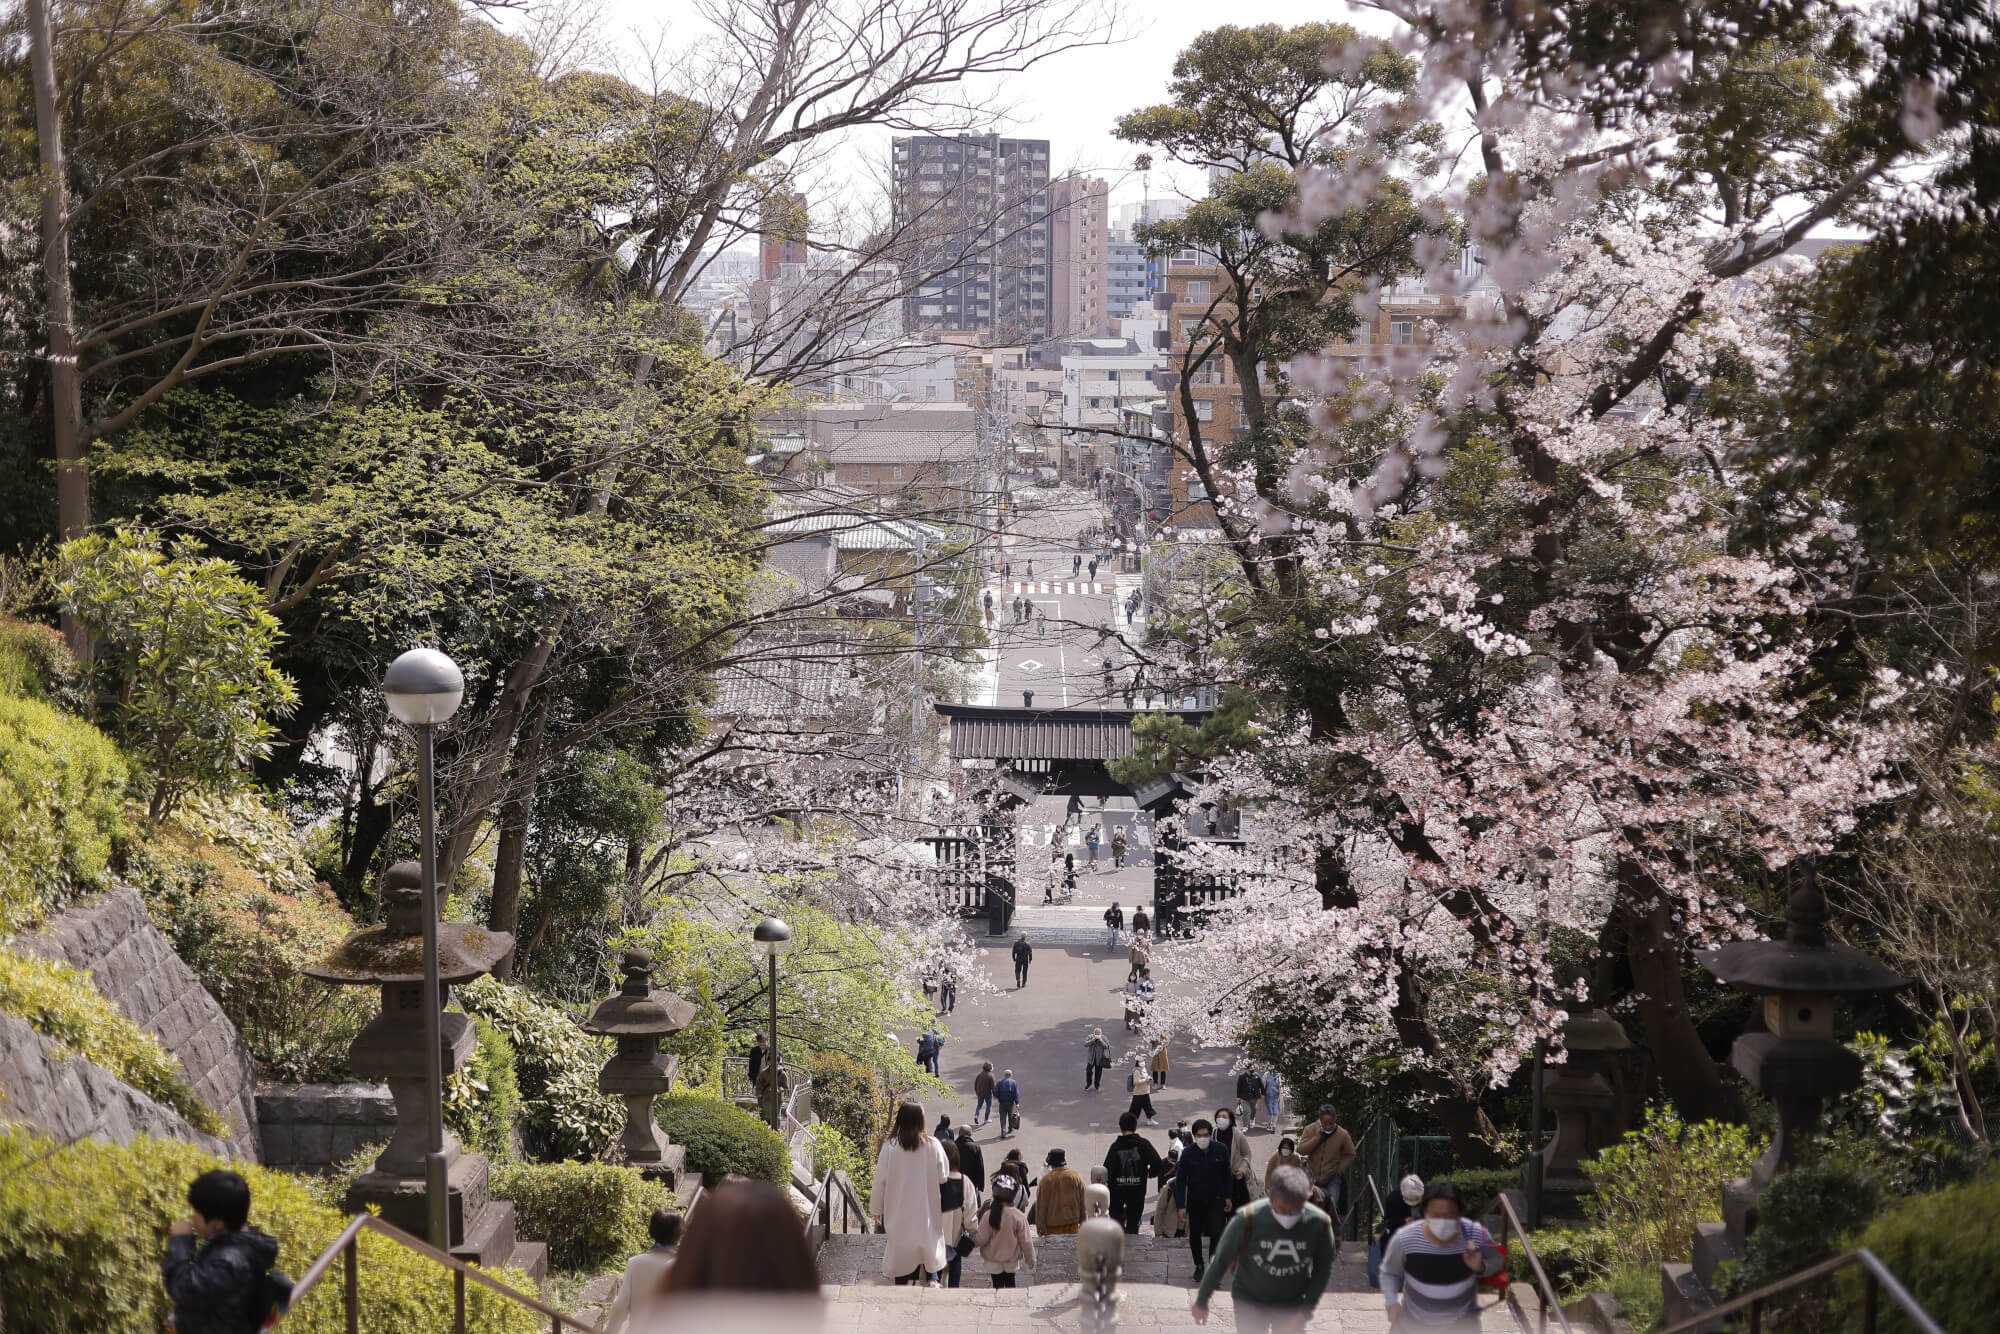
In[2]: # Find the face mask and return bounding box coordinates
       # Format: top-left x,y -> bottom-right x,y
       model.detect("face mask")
1217,1116 -> 1231,1129
1425,1217 -> 1460,1244
1271,1210 -> 1303,1228
1193,1136 -> 1212,1150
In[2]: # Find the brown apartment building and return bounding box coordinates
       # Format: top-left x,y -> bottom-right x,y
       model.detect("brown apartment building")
1049,175 -> 1109,338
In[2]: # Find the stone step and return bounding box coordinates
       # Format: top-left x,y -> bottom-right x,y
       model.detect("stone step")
817,1231 -> 1378,1293
453,1198 -> 518,1271
505,1239 -> 549,1291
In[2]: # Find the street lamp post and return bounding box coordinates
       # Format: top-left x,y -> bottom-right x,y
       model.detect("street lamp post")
381,647 -> 464,1252
753,916 -> 793,1130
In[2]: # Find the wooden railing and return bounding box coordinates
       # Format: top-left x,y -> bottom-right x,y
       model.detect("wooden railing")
280,1214 -> 598,1334
1489,1191 -> 1575,1334
1654,1248 -> 1943,1334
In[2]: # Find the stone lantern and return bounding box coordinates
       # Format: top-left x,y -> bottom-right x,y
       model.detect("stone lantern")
1697,862 -> 1910,1187
1530,1008 -> 1634,1197
304,863 -> 514,1249
581,949 -> 695,1183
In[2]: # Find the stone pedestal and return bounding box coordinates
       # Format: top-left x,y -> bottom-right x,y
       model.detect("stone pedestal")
582,949 -> 696,1185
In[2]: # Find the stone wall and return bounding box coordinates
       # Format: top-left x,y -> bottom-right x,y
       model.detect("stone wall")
21,885 -> 263,1160
0,1013 -> 234,1157
256,1083 -> 396,1173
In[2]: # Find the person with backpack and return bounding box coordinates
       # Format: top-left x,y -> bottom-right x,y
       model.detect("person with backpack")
1011,933 -> 1034,989
1084,1027 -> 1112,1090
1172,1117 -> 1236,1274
1191,1165 -> 1335,1334
915,1029 -> 943,1076
973,1061 -> 997,1127
1235,1067 -> 1267,1128
1103,900 -> 1124,951
162,1169 -> 290,1334
1380,1181 -> 1503,1329
939,1138 -> 978,1289
994,1068 -> 1022,1138
1102,1111 -> 1165,1235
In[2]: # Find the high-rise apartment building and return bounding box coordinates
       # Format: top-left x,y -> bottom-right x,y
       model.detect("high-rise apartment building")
1049,175 -> 1108,337
891,134 -> 1052,340
759,193 -> 809,279
1107,232 -> 1149,321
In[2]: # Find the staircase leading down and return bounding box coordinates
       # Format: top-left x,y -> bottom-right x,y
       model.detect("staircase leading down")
817,1232 -> 1517,1333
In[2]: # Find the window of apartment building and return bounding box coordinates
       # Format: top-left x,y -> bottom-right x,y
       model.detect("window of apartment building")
1184,280 -> 1211,304
1090,397 -> 1102,408
1391,320 -> 1414,345
893,466 -> 904,480
1194,400 -> 1214,421
861,467 -> 872,479
1178,318 -> 1204,341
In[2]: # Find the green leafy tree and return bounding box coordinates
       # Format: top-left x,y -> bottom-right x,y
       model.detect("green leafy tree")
57,529 -> 296,818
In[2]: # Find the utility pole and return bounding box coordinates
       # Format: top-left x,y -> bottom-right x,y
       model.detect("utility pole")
910,525 -> 927,800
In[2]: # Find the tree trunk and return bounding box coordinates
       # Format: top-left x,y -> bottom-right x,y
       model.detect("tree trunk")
1389,966 -> 1502,1165
1619,857 -> 1738,1123
26,0 -> 88,653
486,702 -> 549,977
441,621 -> 562,881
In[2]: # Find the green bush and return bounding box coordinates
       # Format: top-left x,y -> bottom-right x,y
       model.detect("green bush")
0,688 -> 127,935
0,1129 -> 541,1334
1584,1104 -> 1760,1270
489,1161 -> 673,1273
656,1090 -> 790,1186
125,804 -> 372,1082
456,973 -> 621,1161
1727,1159 -> 1880,1333
1514,1223 -> 1616,1296
806,1121 -> 869,1198
0,616 -> 85,708
1603,1260 -> 1665,1334
444,1016 -> 522,1162
1835,1167 -> 2000,1334
0,946 -> 225,1135
805,1049 -> 892,1159
1435,1165 -> 1520,1220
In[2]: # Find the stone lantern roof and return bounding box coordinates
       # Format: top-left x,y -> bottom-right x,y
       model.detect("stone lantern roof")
582,950 -> 697,1036
1697,867 -> 1909,997
303,862 -> 515,986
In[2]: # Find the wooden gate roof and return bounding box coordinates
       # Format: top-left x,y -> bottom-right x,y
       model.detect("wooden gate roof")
935,704 -> 1213,763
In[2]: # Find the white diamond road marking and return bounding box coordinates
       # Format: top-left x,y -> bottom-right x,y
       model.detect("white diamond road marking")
1016,657 -> 1045,672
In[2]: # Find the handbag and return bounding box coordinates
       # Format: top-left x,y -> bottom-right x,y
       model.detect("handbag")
955,1228 -> 977,1259
1011,1110 -> 1022,1131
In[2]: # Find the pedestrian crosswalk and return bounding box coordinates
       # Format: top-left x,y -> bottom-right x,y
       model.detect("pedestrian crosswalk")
1002,581 -> 1105,596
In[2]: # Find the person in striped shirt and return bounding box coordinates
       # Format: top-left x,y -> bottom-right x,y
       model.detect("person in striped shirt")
1379,1181 -> 1504,1329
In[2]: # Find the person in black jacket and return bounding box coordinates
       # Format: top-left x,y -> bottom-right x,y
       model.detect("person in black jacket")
1102,1112 -> 1165,1235
955,1126 -> 987,1192
1235,1067 -> 1267,1128
1171,1118 -> 1236,1272
1011,934 -> 1034,988
162,1169 -> 286,1334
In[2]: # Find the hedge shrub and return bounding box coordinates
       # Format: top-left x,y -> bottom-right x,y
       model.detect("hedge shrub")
0,1129 -> 541,1334
1836,1167 -> 2000,1333
1727,1159 -> 1880,1333
1584,1104 -> 1759,1270
0,616 -> 85,708
806,1122 -> 869,1198
0,946 -> 225,1135
456,973 -> 620,1161
656,1090 -> 790,1186
1436,1166 -> 1520,1220
1513,1223 -> 1616,1296
489,1161 -> 673,1273
0,688 -> 127,934
443,1016 -> 522,1162
125,802 -> 371,1082
805,1050 -> 892,1160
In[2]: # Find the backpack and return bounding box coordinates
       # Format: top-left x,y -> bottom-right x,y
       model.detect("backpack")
940,1176 -> 966,1213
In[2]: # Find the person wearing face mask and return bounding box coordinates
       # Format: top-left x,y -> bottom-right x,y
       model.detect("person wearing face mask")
1171,1117 -> 1236,1274
1190,1165 -> 1334,1334
1380,1181 -> 1503,1329
1370,1174 -> 1425,1287
1212,1106 -> 1257,1209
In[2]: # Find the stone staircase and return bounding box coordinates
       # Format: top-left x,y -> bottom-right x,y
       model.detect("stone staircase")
817,1232 -> 1516,1332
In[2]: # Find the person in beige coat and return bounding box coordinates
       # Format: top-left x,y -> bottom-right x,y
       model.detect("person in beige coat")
1149,1040 -> 1170,1088
974,1176 -> 1036,1288
1035,1149 -> 1086,1235
1263,1138 -> 1306,1197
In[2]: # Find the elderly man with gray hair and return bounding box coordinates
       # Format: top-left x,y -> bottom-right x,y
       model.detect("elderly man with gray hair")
1191,1164 -> 1335,1334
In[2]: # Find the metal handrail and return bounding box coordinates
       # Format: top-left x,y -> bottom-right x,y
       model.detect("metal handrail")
1491,1190 -> 1575,1334
1654,1247 -> 1943,1334
280,1213 -> 598,1334
804,1164 -> 871,1244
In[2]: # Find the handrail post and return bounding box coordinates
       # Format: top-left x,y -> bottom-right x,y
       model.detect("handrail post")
1864,1272 -> 1879,1334
343,1235 -> 359,1334
454,1268 -> 466,1334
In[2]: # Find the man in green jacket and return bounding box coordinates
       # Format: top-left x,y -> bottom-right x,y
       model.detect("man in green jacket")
1191,1165 -> 1334,1334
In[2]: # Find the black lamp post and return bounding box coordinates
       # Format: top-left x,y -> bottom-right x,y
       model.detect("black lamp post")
381,647 -> 464,1251
753,916 -> 792,1130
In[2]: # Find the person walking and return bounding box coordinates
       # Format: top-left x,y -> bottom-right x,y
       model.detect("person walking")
915,1029 -> 943,1077
1298,1104 -> 1357,1223
1102,900 -> 1124,951
1263,1067 -> 1282,1123
1103,1111 -> 1165,1236
1088,557 -> 1099,581
1132,904 -> 1151,936
1085,822 -> 1102,870
1035,1149 -> 1086,1236
1063,858 -> 1078,899
1191,1165 -> 1336,1334
1372,1174 -> 1423,1287
1235,1068 -> 1266,1128
1263,1139 -> 1305,1197
603,1208 -> 681,1334
1214,1106 -> 1257,1209
1021,596 -> 1033,625
1084,1027 -> 1111,1090
938,966 -> 957,1015
956,1125 -> 988,1192
995,1068 -> 1022,1138
1073,553 -> 1082,576
1126,1059 -> 1158,1125
1149,1036 -> 1170,1089
1026,559 -> 1034,578
940,1138 -> 977,1289
1012,595 -> 1023,622
870,1102 -> 949,1286
162,1169 -> 288,1334
1154,1142 -> 1186,1237
973,1061 -> 997,1126
747,1032 -> 767,1090
1173,1118 -> 1235,1275
1127,933 -> 1149,983
1036,608 -> 1046,634
973,1177 -> 1035,1289
1011,934 -> 1033,989
1111,827 -> 1128,869
1379,1181 -> 1503,1330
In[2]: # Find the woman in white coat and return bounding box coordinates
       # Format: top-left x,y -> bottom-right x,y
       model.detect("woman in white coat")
871,1101 -> 950,1285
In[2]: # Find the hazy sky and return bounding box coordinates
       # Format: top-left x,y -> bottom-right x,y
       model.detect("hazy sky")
579,0 -> 1381,212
